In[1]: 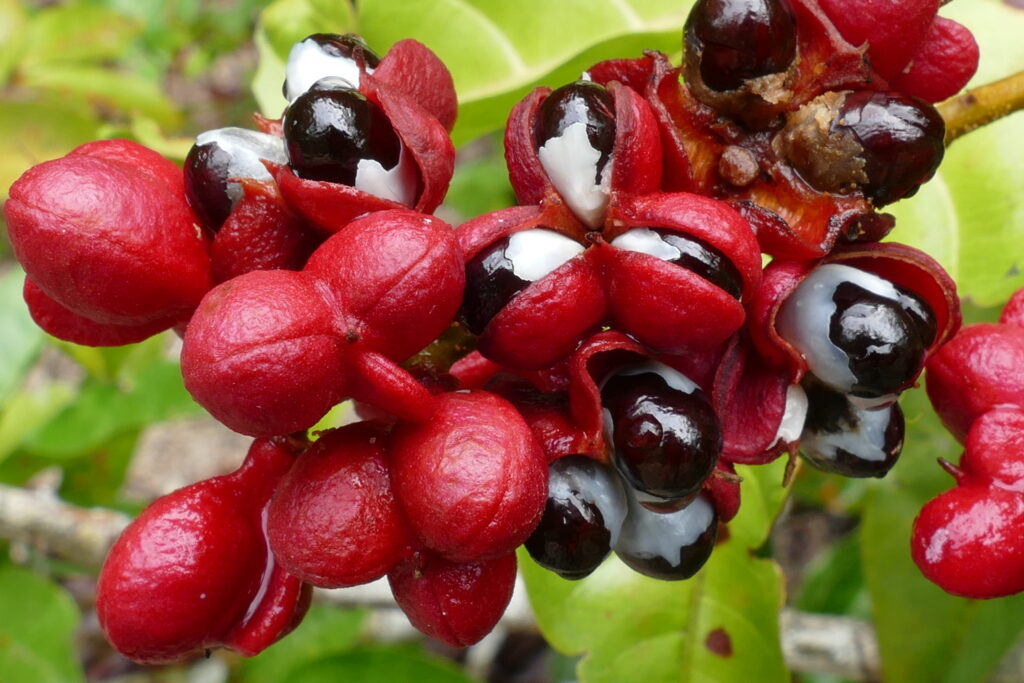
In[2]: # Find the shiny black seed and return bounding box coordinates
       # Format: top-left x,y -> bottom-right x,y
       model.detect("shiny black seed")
800,380 -> 904,478
833,91 -> 945,206
895,285 -> 938,347
535,81 -> 616,184
284,83 -> 401,186
652,228 -> 743,299
602,370 -> 722,501
829,281 -> 929,397
184,143 -> 234,232
459,236 -> 531,335
685,0 -> 797,92
524,455 -> 624,580
615,494 -> 718,581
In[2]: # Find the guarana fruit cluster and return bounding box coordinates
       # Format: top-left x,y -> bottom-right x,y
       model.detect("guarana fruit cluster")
0,0 -> 994,665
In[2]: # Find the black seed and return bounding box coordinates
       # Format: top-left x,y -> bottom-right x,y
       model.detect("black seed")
459,236 -> 531,335
284,82 -> 402,186
615,493 -> 718,581
653,228 -> 743,299
684,0 -> 797,92
535,81 -> 616,184
305,33 -> 381,67
800,380 -> 904,478
602,370 -> 722,500
184,143 -> 234,232
832,91 -> 945,206
829,281 -> 928,397
524,455 -> 624,580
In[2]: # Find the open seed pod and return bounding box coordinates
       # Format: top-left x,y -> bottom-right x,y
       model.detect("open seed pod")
504,78 -> 662,227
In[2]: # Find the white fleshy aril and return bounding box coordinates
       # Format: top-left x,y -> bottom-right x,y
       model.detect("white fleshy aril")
549,457 -> 628,547
284,38 -> 374,102
354,144 -> 417,206
769,384 -> 809,448
195,127 -> 287,203
537,120 -> 611,228
610,228 -> 681,261
801,400 -> 896,463
602,360 -> 699,395
776,263 -> 903,394
613,492 -> 715,568
505,229 -> 585,282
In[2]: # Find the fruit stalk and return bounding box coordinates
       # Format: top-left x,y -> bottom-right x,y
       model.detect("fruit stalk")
938,70 -> 1024,144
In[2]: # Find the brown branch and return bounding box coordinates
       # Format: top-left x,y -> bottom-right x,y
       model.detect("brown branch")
939,70 -> 1024,145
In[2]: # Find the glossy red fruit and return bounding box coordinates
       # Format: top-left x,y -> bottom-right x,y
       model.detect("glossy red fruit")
892,17 -> 979,102
96,438 -> 309,664
817,0 -> 938,82
268,422 -> 413,587
959,406 -> 1024,492
5,139 -> 212,344
181,210 -> 463,436
1001,288 -> 1024,328
389,391 -> 547,562
912,484 -> 1024,599
388,550 -> 517,648
926,324 -> 1024,442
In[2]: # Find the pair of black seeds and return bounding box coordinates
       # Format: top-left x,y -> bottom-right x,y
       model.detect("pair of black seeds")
526,368 -> 722,581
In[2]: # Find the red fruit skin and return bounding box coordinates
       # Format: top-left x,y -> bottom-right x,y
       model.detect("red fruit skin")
181,210 -> 461,435
892,17 -> 979,102
209,179 -> 321,283
912,484 -> 1024,599
1001,288 -> 1024,328
389,391 -> 548,562
96,438 -> 307,663
388,550 -> 517,648
960,406 -> 1024,492
817,0 -> 939,81
926,324 -> 1024,443
603,192 -> 761,354
181,270 -> 347,437
372,38 -> 458,133
23,278 -> 175,347
268,422 -> 413,587
304,210 -> 465,361
5,139 -> 212,337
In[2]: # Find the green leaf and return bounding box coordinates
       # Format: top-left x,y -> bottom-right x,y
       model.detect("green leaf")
0,100 -> 99,202
21,4 -> 142,68
357,0 -> 694,145
0,565 -> 82,683
0,0 -> 27,83
252,0 -> 358,116
889,0 -> 1024,307
440,140 -> 516,222
861,386 -> 1024,682
0,382 -> 76,467
795,530 -> 869,619
287,644 -> 474,682
23,359 -> 201,460
0,269 -> 44,402
238,605 -> 368,683
21,64 -> 181,127
522,457 -> 789,683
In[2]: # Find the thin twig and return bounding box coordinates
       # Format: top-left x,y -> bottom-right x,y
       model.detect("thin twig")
939,70 -> 1024,145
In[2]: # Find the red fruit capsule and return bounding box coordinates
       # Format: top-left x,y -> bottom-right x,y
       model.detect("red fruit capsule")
926,324 -> 1024,443
912,484 -> 1024,599
959,406 -> 1024,492
96,438 -> 309,664
389,391 -> 548,562
268,422 -> 413,587
388,550 -> 517,648
5,139 -> 212,344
